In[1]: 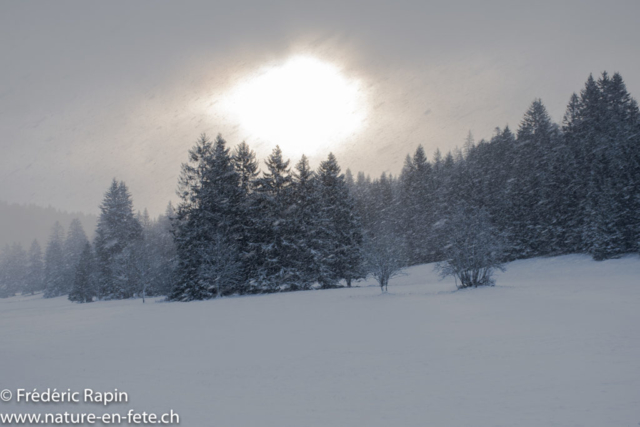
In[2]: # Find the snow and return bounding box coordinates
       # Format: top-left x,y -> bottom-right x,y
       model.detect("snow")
2,254 -> 639,426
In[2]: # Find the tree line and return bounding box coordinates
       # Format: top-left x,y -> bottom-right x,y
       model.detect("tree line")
387,71 -> 640,265
1,71 -> 638,299
0,183 -> 176,301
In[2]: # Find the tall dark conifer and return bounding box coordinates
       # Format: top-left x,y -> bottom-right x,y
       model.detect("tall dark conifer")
288,155 -> 323,288
94,179 -> 143,299
316,153 -> 364,287
232,141 -> 260,290
251,146 -> 296,291
171,134 -> 243,300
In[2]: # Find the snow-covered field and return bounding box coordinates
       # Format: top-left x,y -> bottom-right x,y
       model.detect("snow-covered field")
2,255 -> 639,426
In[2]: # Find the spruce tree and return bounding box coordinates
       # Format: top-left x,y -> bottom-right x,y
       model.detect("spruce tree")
136,204 -> 177,298
63,218 -> 89,294
43,222 -> 67,298
0,243 -> 28,297
399,145 -> 434,264
289,155 -> 323,289
251,146 -> 296,291
69,243 -> 96,303
509,99 -> 558,257
316,153 -> 364,287
25,240 -> 45,295
600,73 -> 640,253
94,179 -> 143,299
152,203 -> 178,296
232,141 -> 260,290
362,172 -> 405,291
233,141 -> 260,195
562,72 -> 640,258
171,134 -> 244,300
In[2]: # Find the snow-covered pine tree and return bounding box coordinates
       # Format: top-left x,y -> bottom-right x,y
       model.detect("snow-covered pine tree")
474,127 -> 516,259
233,141 -> 260,195
154,203 -> 178,296
68,242 -> 96,303
94,179 -> 143,299
232,141 -> 260,291
316,153 -> 364,288
399,145 -> 434,264
351,171 -> 373,235
25,240 -> 45,295
137,204 -> 176,297
171,134 -> 244,300
0,243 -> 28,297
508,99 -> 559,257
44,222 -> 67,298
599,73 -> 640,254
562,72 -> 640,259
555,92 -> 585,254
135,209 -> 153,302
0,246 -> 8,297
429,149 -> 461,262
362,172 -> 405,291
288,155 -> 323,289
198,234 -> 241,298
250,146 -> 297,291
566,74 -> 604,254
345,168 -> 355,189
63,218 -> 89,294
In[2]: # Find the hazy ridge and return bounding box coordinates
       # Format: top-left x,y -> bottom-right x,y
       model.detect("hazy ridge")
0,200 -> 97,248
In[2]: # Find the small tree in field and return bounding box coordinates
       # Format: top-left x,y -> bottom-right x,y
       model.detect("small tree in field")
364,232 -> 406,293
436,207 -> 505,289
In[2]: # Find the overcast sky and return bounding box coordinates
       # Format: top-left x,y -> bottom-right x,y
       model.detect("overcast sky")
2,0 -> 640,215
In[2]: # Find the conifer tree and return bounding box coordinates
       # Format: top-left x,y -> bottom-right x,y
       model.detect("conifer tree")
600,72 -> 640,253
63,218 -> 89,292
0,243 -> 28,297
44,222 -> 67,298
562,72 -> 640,258
251,146 -> 296,291
362,172 -> 405,291
233,141 -> 260,195
171,134 -> 243,300
135,209 -> 153,301
399,145 -> 434,264
289,155 -> 323,289
508,99 -> 558,257
94,179 -> 143,299
316,153 -> 364,287
69,243 -> 96,303
137,204 -> 176,298
25,240 -> 45,295
232,141 -> 260,289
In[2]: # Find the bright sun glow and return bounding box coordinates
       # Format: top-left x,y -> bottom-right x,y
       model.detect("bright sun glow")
223,56 -> 366,156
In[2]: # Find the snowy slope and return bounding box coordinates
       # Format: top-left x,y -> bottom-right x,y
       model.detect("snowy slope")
1,255 -> 639,426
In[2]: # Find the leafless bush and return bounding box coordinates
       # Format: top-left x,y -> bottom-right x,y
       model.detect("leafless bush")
436,207 -> 505,289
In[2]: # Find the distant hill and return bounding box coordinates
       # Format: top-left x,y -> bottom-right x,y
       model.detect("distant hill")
0,200 -> 97,249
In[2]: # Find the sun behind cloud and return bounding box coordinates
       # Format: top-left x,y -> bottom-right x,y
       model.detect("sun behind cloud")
221,56 -> 367,156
